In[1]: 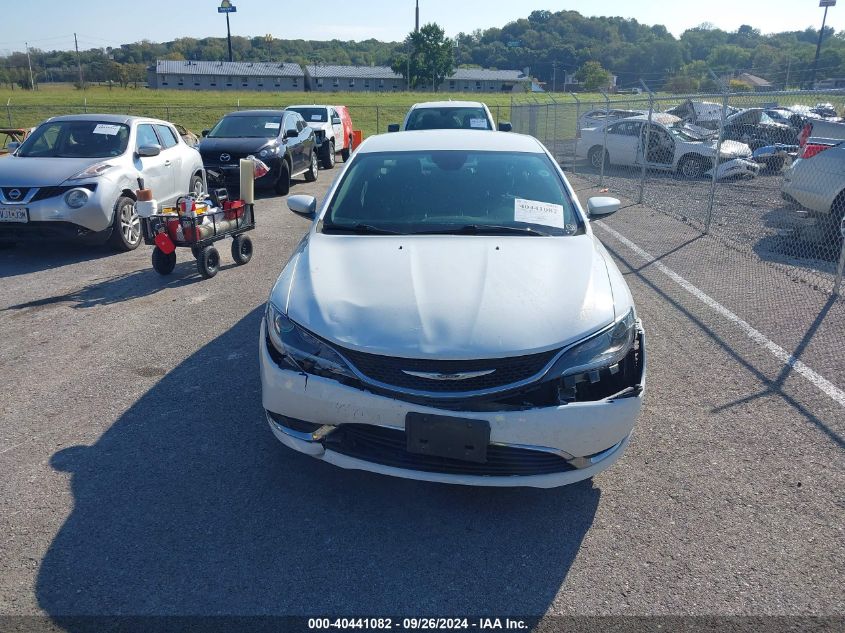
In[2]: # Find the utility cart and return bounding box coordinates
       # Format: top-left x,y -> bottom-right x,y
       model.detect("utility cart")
141,198 -> 255,279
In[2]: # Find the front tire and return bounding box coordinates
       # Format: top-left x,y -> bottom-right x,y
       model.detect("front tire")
197,245 -> 220,279
152,247 -> 176,275
341,136 -> 353,162
231,234 -> 253,265
305,150 -> 318,182
678,155 -> 708,179
107,195 -> 141,252
320,139 -> 335,169
274,159 -> 291,196
189,173 -> 205,197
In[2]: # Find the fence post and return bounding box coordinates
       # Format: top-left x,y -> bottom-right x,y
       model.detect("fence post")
704,92 -> 731,235
637,80 -> 655,204
835,222 -> 845,297
5,98 -> 11,126
571,93 -> 580,166
166,105 -> 171,120
376,105 -> 380,134
599,90 -> 610,186
496,105 -> 501,128
83,97 -> 87,114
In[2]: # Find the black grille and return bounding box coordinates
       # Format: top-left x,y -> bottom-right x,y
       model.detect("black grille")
324,424 -> 575,476
1,187 -> 33,201
30,183 -> 97,202
337,346 -> 559,394
201,151 -> 248,166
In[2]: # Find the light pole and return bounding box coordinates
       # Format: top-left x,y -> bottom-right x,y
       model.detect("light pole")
218,0 -> 237,63
811,0 -> 836,89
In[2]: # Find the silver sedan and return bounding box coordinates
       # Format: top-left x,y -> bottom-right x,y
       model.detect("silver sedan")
0,114 -> 205,250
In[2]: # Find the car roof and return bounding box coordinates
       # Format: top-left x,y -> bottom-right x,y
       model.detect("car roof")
285,105 -> 330,109
616,113 -> 681,126
410,101 -> 488,110
225,109 -> 286,116
43,113 -> 147,125
358,129 -> 543,153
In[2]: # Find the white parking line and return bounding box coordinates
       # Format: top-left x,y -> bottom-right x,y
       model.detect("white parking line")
595,221 -> 845,408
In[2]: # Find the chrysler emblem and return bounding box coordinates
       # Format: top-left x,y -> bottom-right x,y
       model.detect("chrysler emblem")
8,188 -> 21,200
401,369 -> 495,381
220,153 -> 231,162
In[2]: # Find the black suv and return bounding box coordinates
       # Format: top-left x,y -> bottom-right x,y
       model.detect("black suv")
199,109 -> 317,195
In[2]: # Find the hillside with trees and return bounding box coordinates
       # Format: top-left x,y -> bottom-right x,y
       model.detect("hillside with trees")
2,9 -> 843,92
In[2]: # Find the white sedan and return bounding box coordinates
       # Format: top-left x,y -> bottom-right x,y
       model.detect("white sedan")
259,130 -> 646,488
576,114 -> 754,178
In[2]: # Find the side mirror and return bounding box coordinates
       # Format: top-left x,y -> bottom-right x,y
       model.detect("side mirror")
5,141 -> 20,153
498,121 -> 513,132
285,129 -> 298,139
137,144 -> 162,157
201,129 -> 210,137
587,196 -> 621,219
387,123 -> 400,133
287,194 -> 317,218
331,117 -> 341,125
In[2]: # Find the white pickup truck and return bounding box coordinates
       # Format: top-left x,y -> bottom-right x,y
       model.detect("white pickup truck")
285,105 -> 354,169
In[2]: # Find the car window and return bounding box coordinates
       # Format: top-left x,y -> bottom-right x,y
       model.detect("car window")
406,107 -> 491,131
136,124 -> 160,149
325,150 -> 582,236
288,107 -> 327,123
154,124 -> 178,149
208,114 -> 283,138
17,120 -> 129,158
284,115 -> 298,136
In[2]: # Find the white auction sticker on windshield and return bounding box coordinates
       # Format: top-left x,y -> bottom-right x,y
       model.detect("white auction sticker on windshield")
265,122 -> 281,129
92,124 -> 121,135
514,198 -> 565,229
311,115 -> 322,121
469,118 -> 488,129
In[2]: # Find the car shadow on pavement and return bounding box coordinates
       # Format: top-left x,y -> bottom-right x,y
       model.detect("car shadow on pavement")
753,206 -> 843,271
36,306 -> 600,627
3,261 -> 240,311
0,242 -> 123,279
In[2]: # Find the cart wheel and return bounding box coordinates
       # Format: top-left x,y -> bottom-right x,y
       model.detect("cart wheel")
151,246 -> 176,275
197,245 -> 220,279
231,234 -> 253,265
191,245 -> 203,259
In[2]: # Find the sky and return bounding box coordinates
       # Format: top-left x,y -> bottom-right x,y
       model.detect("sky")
0,0 -> 842,55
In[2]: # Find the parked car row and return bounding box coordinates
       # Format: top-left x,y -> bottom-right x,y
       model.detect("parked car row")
0,103 -> 354,250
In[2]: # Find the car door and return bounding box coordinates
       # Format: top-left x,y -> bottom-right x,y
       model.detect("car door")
282,114 -> 304,172
638,123 -> 675,167
134,123 -> 173,202
329,108 -> 344,148
604,121 -> 640,166
154,124 -> 183,200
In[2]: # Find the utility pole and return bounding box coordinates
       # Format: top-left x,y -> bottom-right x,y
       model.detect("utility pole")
74,33 -> 84,90
785,57 -> 791,90
218,1 -> 237,63
811,0 -> 836,89
415,0 -> 419,32
552,61 -> 557,93
25,42 -> 34,90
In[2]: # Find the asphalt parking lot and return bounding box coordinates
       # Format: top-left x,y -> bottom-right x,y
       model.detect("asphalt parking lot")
0,161 -> 843,625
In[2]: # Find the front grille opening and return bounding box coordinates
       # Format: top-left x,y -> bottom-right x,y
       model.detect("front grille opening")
323,424 -> 576,476
267,411 -> 322,434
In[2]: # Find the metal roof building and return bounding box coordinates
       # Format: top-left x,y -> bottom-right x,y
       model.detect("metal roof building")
304,65 -> 406,92
148,60 -> 305,91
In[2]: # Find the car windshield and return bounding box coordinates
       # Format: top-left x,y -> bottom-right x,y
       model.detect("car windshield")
406,107 -> 491,131
323,150 -> 582,236
16,121 -> 129,158
208,114 -> 283,138
288,107 -> 327,123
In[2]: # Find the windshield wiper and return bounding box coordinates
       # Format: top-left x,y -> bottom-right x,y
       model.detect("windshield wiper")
413,224 -> 553,236
322,222 -> 403,235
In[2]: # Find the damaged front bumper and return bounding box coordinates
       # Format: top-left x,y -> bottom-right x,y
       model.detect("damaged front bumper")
258,319 -> 646,488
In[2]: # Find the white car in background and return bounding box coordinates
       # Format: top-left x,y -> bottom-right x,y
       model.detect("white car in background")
260,130 -> 645,488
388,101 -> 512,132
0,114 -> 204,250
577,108 -> 648,131
576,113 -> 754,178
782,141 -> 845,233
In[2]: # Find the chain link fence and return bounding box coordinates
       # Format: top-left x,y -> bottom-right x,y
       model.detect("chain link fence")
512,89 -> 845,299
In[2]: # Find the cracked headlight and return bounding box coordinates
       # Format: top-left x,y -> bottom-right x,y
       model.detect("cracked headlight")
549,308 -> 637,379
266,302 -> 356,380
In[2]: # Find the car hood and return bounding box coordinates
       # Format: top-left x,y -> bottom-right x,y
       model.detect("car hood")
199,137 -> 274,156
277,233 -> 617,359
0,156 -> 109,186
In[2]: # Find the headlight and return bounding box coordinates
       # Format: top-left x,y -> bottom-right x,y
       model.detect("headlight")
266,302 -> 357,380
68,162 -> 114,180
64,188 -> 90,209
259,147 -> 277,158
548,308 -> 637,379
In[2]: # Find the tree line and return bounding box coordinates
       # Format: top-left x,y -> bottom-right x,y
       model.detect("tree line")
2,9 -> 843,92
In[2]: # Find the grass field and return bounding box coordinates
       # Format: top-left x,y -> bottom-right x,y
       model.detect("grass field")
2,83 -> 842,141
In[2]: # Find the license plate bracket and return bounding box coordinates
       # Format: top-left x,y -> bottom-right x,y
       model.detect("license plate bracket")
405,413 -> 490,463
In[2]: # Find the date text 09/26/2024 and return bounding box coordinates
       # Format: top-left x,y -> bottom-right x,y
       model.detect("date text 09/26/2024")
307,617 -> 528,630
